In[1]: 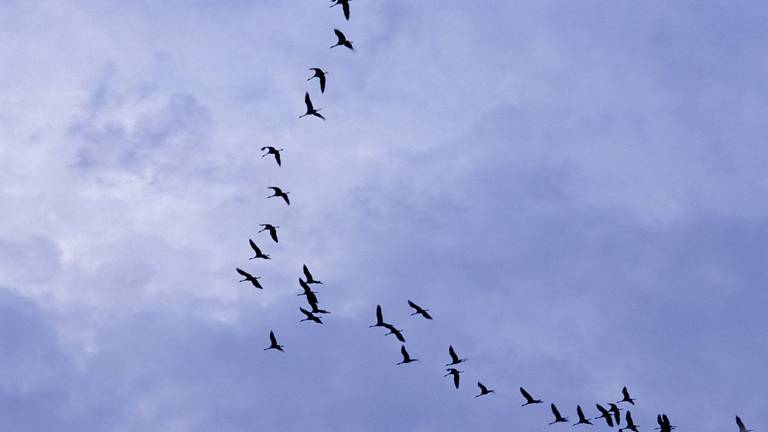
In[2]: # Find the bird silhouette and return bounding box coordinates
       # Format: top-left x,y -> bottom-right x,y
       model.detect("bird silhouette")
608,404 -> 623,426
444,368 -> 462,389
619,411 -> 639,432
369,305 -> 385,328
264,330 -> 284,352
260,146 -> 283,166
248,239 -> 271,260
574,405 -> 593,426
520,387 -> 543,406
298,278 -> 319,303
655,414 -> 675,432
329,0 -> 350,20
396,345 -> 417,365
382,323 -> 405,342
736,416 -> 753,432
299,307 -> 323,324
475,382 -> 495,397
617,387 -> 636,405
258,224 -> 279,243
307,68 -> 327,93
300,92 -> 325,120
594,404 -> 615,427
303,264 -> 323,284
446,345 -> 467,366
267,186 -> 290,205
331,29 -> 354,51
236,268 -> 263,289
550,404 -> 570,425
407,300 -> 433,320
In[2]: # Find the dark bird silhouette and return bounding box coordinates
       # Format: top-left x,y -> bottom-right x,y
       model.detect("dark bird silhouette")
258,224 -> 279,243
329,0 -> 350,20
736,416 -> 754,432
307,68 -> 327,93
382,323 -> 405,342
446,345 -> 467,366
617,387 -> 636,405
264,330 -> 284,352
550,404 -> 570,425
236,268 -> 263,289
299,307 -> 323,324
655,414 -> 675,432
520,387 -> 543,406
248,239 -> 270,260
369,305 -> 385,328
475,382 -> 495,397
331,29 -> 354,51
267,186 -> 290,205
608,404 -> 623,426
298,278 -> 319,302
260,146 -> 283,166
300,92 -> 325,120
619,411 -> 639,432
574,405 -> 593,426
396,345 -> 417,365
407,300 -> 433,320
444,368 -> 462,389
303,264 -> 323,284
594,404 -> 615,427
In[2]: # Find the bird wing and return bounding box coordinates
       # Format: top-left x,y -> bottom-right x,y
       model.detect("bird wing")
283,194 -> 290,205
448,345 -> 458,362
313,111 -> 326,120
736,417 -> 746,432
520,387 -> 533,401
626,412 -> 634,426
422,310 -> 433,319
376,305 -> 383,323
236,267 -> 250,277
300,307 -> 312,318
578,406 -> 585,419
249,239 -> 259,252
275,152 -> 281,166
270,228 -> 278,243
334,28 -> 345,41
319,74 -> 326,93
400,345 -> 409,360
303,265 -> 312,281
552,404 -> 562,418
408,300 -> 417,310
304,92 -> 314,111
269,331 -> 277,345
342,2 -> 350,20
453,372 -> 460,389
622,387 -> 630,400
596,404 -> 609,415
392,328 -> 405,342
478,382 -> 487,393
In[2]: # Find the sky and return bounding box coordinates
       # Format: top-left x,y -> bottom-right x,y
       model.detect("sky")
0,0 -> 766,430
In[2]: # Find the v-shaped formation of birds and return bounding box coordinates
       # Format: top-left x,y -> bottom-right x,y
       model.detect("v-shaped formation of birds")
239,2 -> 756,432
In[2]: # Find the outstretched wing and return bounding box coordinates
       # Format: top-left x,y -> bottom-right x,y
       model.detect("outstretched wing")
270,228 -> 278,243
520,387 -> 533,401
249,239 -> 259,253
478,382 -> 488,393
400,345 -> 409,361
448,345 -> 458,362
334,28 -> 345,41
552,404 -> 562,418
236,267 -> 250,278
376,305 -> 383,323
736,417 -> 746,432
453,372 -> 460,389
269,331 -> 277,345
342,1 -> 350,20
319,73 -> 326,93
274,151 -> 281,166
304,92 -> 314,111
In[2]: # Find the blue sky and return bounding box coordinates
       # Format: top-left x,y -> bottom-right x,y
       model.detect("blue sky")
0,0 -> 766,430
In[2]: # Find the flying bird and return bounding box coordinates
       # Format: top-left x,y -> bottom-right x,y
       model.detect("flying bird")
267,186 -> 290,205
248,239 -> 270,260
260,146 -> 283,166
300,92 -> 325,120
299,307 -> 323,324
594,404 -> 615,427
329,0 -> 350,20
396,345 -> 417,365
574,405 -> 593,426
303,264 -> 323,284
550,404 -> 570,425
608,404 -> 623,426
619,411 -> 639,432
369,305 -> 385,328
655,414 -> 675,432
258,224 -> 279,243
475,382 -> 495,397
382,323 -> 405,342
617,387 -> 636,405
298,278 -> 319,303
736,416 -> 753,432
520,387 -> 543,406
407,300 -> 432,320
330,29 -> 354,51
236,268 -> 263,289
444,368 -> 462,389
446,345 -> 467,366
264,330 -> 284,352
307,68 -> 327,93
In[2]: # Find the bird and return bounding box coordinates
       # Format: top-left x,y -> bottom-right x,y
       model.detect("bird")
329,0 -> 350,20
594,404 -> 615,427
248,239 -> 270,260
396,345 -> 417,365
382,323 -> 405,342
617,387 -> 636,405
736,416 -> 753,432
369,305 -> 385,328
307,68 -> 327,93
302,264 -> 323,285
236,268 -> 263,289
655,414 -> 675,432
407,300 -> 433,320
258,224 -> 279,243
299,307 -> 323,324
260,146 -> 283,166
444,368 -> 462,389
619,411 -> 639,432
446,345 -> 467,366
300,92 -> 325,120
520,387 -> 543,406
298,278 -> 319,304
608,404 -> 623,426
330,29 -> 354,51
267,186 -> 290,205
550,404 -> 570,425
264,330 -> 284,352
574,405 -> 593,426
475,382 -> 495,397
